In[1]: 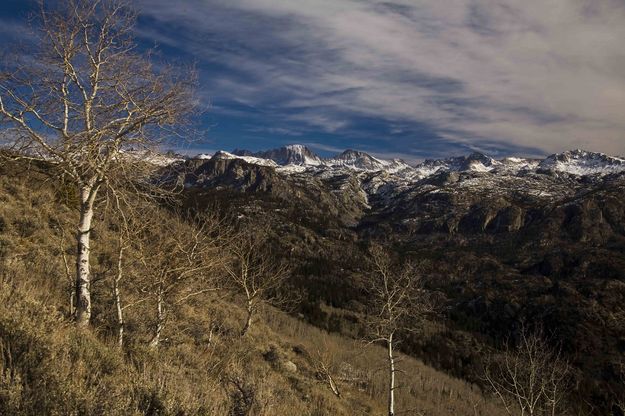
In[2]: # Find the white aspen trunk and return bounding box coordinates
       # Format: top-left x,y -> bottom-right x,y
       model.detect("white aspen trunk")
549,392 -> 558,416
75,185 -> 96,327
113,279 -> 124,347
327,371 -> 341,398
241,300 -> 253,336
149,285 -> 164,348
69,287 -> 75,317
113,243 -> 124,347
387,332 -> 396,416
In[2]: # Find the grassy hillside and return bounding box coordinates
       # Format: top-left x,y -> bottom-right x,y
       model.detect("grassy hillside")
0,161 -> 504,415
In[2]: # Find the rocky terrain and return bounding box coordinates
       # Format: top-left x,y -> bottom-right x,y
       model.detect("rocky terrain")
172,145 -> 625,237
161,145 -> 625,414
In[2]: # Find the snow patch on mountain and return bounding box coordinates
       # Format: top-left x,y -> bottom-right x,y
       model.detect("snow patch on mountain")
323,149 -> 414,175
234,145 -> 323,166
178,145 -> 625,182
414,152 -> 500,176
120,149 -> 185,166
211,150 -> 278,167
493,157 -> 540,174
538,149 -> 625,176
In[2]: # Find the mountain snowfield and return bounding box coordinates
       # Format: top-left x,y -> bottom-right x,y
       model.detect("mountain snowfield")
537,149 -> 625,176
175,145 -> 625,180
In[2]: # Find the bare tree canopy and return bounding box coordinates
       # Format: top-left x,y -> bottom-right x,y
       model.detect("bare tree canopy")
224,230 -> 292,336
365,245 -> 433,339
137,211 -> 224,348
0,0 -> 197,326
364,244 -> 434,416
484,326 -> 571,416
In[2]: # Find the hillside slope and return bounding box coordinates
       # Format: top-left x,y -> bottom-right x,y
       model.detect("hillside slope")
172,146 -> 625,414
0,160 -> 504,415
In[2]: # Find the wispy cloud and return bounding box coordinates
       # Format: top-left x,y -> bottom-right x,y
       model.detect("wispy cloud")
246,126 -> 304,137
10,0 -> 624,158
302,142 -> 346,155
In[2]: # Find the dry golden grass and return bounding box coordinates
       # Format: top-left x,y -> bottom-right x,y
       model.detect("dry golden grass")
260,307 -> 505,416
0,163 -> 508,415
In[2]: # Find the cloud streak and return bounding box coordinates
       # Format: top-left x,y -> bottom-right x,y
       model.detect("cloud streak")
5,0 -> 624,159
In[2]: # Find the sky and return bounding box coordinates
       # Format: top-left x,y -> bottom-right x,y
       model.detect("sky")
1,0 -> 624,162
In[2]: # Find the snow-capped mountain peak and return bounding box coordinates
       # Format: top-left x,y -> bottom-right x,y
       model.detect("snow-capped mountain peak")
325,149 -> 387,171
176,146 -> 625,181
211,150 -> 278,167
414,152 -> 499,176
538,149 -> 625,176
233,145 -> 323,166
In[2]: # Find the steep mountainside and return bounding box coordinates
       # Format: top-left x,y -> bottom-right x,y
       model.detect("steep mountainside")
234,144 -> 323,166
538,149 -> 625,176
0,158 -> 506,416
164,145 -> 625,414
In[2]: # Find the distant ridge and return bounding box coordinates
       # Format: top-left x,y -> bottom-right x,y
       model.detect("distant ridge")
220,145 -> 625,179
167,144 -> 625,180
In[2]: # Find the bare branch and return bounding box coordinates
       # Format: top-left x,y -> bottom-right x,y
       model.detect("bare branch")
362,244 -> 436,416
482,325 -> 572,416
0,0 -> 197,327
223,229 -> 294,336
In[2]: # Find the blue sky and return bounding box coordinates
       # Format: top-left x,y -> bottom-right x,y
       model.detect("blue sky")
1,0 -> 624,162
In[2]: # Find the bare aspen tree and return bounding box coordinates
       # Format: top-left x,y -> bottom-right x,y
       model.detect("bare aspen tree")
364,245 -> 433,416
311,337 -> 342,398
113,225 -> 128,347
0,0 -> 195,326
224,232 -> 291,336
104,186 -> 157,347
483,326 -> 571,416
53,223 -> 78,317
139,212 -> 222,348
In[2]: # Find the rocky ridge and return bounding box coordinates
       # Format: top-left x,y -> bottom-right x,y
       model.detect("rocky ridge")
162,144 -> 625,414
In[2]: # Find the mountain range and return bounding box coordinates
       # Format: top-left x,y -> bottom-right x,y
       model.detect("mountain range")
118,142 -> 625,414
159,144 -> 625,413
175,144 -> 625,179
166,145 -> 625,224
